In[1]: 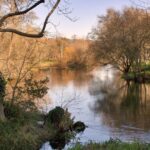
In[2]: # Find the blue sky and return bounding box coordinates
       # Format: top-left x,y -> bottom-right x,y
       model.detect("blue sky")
35,0 -> 133,38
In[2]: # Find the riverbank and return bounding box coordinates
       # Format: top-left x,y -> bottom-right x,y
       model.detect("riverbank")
122,64 -> 150,83
0,104 -> 86,150
0,104 -> 53,150
32,60 -> 90,71
123,71 -> 150,83
69,140 -> 150,150
2,66 -> 150,150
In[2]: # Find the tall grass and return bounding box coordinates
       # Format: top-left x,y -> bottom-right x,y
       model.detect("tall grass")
0,104 -> 53,150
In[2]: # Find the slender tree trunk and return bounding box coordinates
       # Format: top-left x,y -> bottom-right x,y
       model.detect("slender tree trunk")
0,102 -> 6,121
0,72 -> 6,121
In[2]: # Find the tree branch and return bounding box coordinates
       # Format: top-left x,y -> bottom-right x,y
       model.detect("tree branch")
0,0 -> 45,27
41,0 -> 61,33
0,28 -> 44,38
0,0 -> 61,38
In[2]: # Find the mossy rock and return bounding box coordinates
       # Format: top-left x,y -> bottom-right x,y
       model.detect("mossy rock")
73,121 -> 86,132
46,106 -> 75,132
47,107 -> 65,126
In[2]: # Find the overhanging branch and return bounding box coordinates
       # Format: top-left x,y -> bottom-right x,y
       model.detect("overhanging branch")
0,0 -> 45,27
0,28 -> 44,38
0,0 -> 61,38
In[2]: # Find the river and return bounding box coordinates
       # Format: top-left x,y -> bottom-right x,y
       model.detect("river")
40,65 -> 150,150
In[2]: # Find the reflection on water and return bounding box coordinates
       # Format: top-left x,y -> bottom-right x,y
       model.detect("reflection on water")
49,132 -> 72,150
91,80 -> 150,130
40,65 -> 150,149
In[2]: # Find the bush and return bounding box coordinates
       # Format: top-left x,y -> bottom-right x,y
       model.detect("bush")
0,108 -> 48,150
46,107 -> 74,131
47,106 -> 65,126
4,102 -> 21,119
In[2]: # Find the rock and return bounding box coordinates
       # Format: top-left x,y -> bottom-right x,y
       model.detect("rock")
47,107 -> 65,127
73,121 -> 86,132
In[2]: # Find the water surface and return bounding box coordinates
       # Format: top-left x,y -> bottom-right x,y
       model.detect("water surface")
40,65 -> 150,149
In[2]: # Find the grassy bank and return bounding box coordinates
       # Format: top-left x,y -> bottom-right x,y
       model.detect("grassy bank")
1,104 -> 150,150
0,104 -> 83,150
0,104 -> 54,150
69,140 -> 150,150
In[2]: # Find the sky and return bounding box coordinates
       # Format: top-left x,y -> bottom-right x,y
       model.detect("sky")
35,0 -> 135,38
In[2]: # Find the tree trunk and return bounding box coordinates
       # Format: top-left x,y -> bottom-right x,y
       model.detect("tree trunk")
0,102 -> 6,121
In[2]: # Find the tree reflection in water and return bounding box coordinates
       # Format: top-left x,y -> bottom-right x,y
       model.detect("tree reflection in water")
89,69 -> 150,131
49,132 -> 70,150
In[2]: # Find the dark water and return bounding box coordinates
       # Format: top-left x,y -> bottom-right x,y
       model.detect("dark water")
40,65 -> 150,150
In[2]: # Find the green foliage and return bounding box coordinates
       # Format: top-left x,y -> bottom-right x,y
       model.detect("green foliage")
0,102 -> 53,150
122,70 -> 150,83
25,75 -> 49,99
141,64 -> 150,72
4,101 -> 41,123
4,102 -> 21,119
46,107 -> 87,149
69,139 -> 150,150
10,74 -> 49,110
0,122 -> 37,150
47,107 -> 65,125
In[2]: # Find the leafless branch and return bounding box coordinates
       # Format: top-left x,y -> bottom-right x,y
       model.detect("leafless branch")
0,0 -> 61,38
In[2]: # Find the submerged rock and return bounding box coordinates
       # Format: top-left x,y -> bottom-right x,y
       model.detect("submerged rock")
73,121 -> 86,132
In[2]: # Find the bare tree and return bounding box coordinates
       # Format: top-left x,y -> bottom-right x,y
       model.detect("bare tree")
90,7 -> 150,74
130,0 -> 150,9
0,0 -> 71,121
